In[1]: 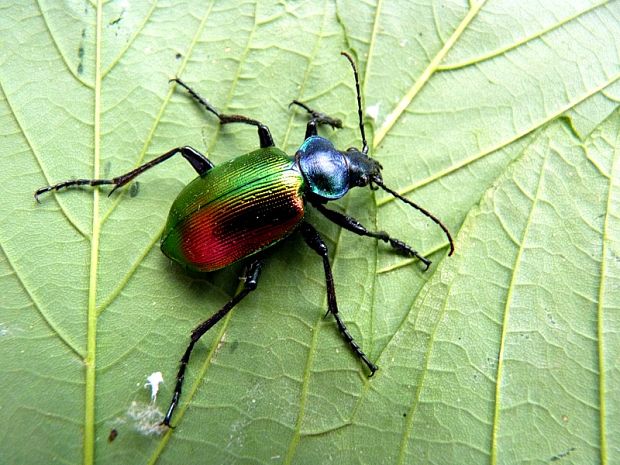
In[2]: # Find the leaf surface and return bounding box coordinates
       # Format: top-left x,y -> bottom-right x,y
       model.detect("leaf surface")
0,1 -> 618,464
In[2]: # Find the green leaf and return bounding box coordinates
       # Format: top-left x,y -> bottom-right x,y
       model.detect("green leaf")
0,1 -> 618,464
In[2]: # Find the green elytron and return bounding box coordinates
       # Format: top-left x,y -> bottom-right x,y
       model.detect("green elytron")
161,147 -> 305,272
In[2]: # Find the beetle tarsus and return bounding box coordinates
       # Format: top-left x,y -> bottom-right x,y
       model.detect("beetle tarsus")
290,100 -> 342,139
34,178 -> 116,202
290,100 -> 342,129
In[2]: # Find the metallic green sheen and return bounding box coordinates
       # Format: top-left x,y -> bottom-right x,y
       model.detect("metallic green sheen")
160,147 -> 306,271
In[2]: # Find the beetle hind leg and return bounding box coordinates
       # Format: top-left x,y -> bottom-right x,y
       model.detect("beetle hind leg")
289,100 -> 343,140
299,222 -> 378,376
161,259 -> 263,427
171,78 -> 274,148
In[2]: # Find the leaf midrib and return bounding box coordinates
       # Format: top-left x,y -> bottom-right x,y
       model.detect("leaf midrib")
83,1 -> 103,464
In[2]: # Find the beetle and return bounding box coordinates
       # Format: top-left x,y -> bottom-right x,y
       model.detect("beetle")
35,52 -> 454,428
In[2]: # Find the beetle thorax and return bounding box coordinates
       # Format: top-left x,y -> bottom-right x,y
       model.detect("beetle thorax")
296,136 -> 381,201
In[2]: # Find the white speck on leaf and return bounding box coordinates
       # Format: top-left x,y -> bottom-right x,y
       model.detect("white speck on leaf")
366,103 -> 380,121
144,372 -> 164,402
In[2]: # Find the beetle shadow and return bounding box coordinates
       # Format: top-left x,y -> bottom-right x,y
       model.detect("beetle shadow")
157,246 -> 278,305
159,255 -> 242,304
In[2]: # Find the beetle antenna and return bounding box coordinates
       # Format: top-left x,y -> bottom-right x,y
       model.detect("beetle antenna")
341,51 -> 368,155
373,178 -> 455,256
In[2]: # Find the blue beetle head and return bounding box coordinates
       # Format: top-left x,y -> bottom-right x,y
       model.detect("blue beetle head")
296,136 -> 382,201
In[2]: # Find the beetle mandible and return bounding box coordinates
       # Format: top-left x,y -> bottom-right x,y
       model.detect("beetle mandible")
35,52 -> 454,428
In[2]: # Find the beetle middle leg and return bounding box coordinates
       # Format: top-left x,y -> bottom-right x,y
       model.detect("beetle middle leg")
162,258 -> 263,427
299,222 -> 378,376
35,146 -> 214,202
171,78 -> 274,148
289,100 -> 342,139
313,203 -> 432,270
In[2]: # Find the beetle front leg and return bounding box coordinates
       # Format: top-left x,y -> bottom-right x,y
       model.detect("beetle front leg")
299,222 -> 378,376
313,203 -> 432,270
171,78 -> 275,148
289,100 -> 342,139
161,259 -> 263,428
35,146 -> 214,202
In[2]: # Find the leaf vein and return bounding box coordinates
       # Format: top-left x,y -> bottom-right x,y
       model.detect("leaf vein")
490,135 -> 550,465
438,0 -> 612,71
0,242 -> 83,358
377,73 -> 620,207
373,0 -> 487,147
36,0 -> 92,88
101,0 -> 159,79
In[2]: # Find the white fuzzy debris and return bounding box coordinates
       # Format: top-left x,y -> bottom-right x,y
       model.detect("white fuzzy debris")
144,372 -> 164,402
127,401 -> 166,436
366,103 -> 380,121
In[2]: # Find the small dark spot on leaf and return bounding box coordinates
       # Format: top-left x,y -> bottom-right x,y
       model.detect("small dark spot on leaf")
129,182 -> 140,198
402,413 -> 407,417
77,29 -> 86,75
549,447 -> 575,462
175,53 -> 182,60
108,428 -> 118,442
230,340 -> 239,353
109,16 -> 122,26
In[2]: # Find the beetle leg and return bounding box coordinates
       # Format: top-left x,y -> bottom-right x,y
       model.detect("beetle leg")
162,259 -> 263,428
289,100 -> 342,139
313,203 -> 432,270
299,222 -> 378,376
34,146 -> 214,202
171,78 -> 274,148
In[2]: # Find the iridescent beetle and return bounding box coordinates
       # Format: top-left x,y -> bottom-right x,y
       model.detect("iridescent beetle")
36,52 -> 454,427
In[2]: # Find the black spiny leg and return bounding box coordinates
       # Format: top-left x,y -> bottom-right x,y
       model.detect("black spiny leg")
313,203 -> 432,270
162,259 -> 263,427
171,78 -> 274,148
289,100 -> 342,139
299,222 -> 378,376
35,146 -> 214,202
